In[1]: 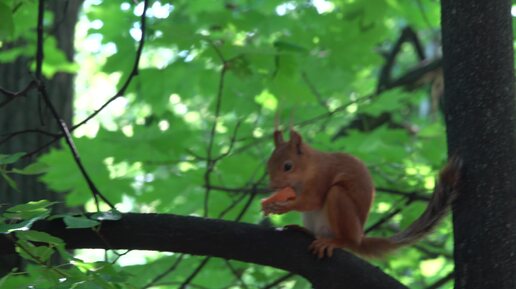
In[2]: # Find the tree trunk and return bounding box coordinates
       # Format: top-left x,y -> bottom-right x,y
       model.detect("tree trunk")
441,1 -> 516,288
0,0 -> 82,275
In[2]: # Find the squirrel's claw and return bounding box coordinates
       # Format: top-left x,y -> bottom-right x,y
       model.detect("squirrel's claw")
309,238 -> 336,258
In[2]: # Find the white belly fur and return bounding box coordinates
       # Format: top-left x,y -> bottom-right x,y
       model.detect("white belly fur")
302,210 -> 334,238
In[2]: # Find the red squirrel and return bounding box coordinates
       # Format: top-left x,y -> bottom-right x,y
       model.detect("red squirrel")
263,129 -> 460,258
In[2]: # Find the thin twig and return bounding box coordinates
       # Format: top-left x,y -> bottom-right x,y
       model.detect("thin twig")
425,271 -> 454,289
377,187 -> 431,202
377,26 -> 427,94
235,183 -> 260,221
213,119 -> 243,162
229,55 -> 441,157
71,0 -> 148,130
141,254 -> 185,289
180,180 -> 261,289
179,257 -> 211,289
8,234 -> 68,278
366,192 -> 419,234
34,0 -> 114,210
225,260 -> 250,289
0,81 -> 38,108
217,191 -> 248,217
203,41 -> 228,217
110,249 -> 131,264
207,184 -> 269,194
149,282 -> 209,289
91,224 -> 133,264
413,244 -> 452,259
365,207 -> 403,234
23,0 -> 149,159
39,87 -> 115,210
35,0 -> 44,80
301,71 -> 329,111
0,129 -> 60,147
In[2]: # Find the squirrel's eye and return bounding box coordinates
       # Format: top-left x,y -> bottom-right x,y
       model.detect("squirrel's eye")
283,161 -> 293,172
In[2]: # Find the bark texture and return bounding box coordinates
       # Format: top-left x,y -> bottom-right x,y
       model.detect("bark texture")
0,213 -> 409,289
441,0 -> 516,288
0,0 -> 82,274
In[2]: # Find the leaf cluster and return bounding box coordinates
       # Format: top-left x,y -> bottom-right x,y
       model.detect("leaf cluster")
0,0 -> 456,288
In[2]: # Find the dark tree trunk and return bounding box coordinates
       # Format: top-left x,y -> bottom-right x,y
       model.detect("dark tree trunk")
441,0 -> 516,288
0,0 -> 82,275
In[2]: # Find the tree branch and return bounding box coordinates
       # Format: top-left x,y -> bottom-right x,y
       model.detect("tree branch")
377,26 -> 427,94
376,187 -> 431,202
203,42 -> 228,217
33,0 -> 114,210
0,214 -> 408,289
0,81 -> 38,108
0,129 -> 59,147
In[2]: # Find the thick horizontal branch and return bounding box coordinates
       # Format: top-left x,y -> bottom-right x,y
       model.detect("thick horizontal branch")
0,213 -> 408,289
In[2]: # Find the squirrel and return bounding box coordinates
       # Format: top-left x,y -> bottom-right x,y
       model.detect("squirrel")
263,129 -> 460,258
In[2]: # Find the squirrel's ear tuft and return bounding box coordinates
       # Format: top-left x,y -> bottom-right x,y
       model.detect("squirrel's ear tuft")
290,130 -> 303,154
273,130 -> 284,147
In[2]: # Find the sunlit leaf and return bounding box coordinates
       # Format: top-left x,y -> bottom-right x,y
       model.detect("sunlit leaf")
12,162 -> 50,175
0,3 -> 14,39
3,200 -> 55,220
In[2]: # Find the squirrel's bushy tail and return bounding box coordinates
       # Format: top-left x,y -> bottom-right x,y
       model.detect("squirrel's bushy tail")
355,157 -> 462,258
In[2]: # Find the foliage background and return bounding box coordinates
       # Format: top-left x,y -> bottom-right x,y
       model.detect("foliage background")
1,0 -> 499,288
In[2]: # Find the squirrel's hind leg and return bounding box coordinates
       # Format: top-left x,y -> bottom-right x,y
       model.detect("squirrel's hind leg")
310,185 -> 365,258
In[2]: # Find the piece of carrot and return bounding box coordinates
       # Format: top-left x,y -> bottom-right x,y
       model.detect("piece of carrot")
261,187 -> 296,208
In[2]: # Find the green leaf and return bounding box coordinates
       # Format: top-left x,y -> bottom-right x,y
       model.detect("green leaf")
16,230 -> 65,247
0,3 -> 14,39
0,217 -> 46,233
12,0 -> 452,285
3,200 -> 55,220
0,152 -> 26,164
15,239 -> 55,263
0,45 -> 34,63
12,162 -> 49,175
39,37 -> 79,78
63,215 -> 100,229
0,200 -> 55,233
0,170 -> 18,191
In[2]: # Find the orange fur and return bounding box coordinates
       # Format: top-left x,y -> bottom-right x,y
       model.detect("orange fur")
266,129 -> 460,258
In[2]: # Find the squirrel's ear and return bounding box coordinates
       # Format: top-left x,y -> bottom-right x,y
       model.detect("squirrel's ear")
290,130 -> 303,154
273,130 -> 284,147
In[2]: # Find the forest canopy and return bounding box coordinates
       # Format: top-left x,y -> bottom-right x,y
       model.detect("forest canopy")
1,0 -> 514,288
